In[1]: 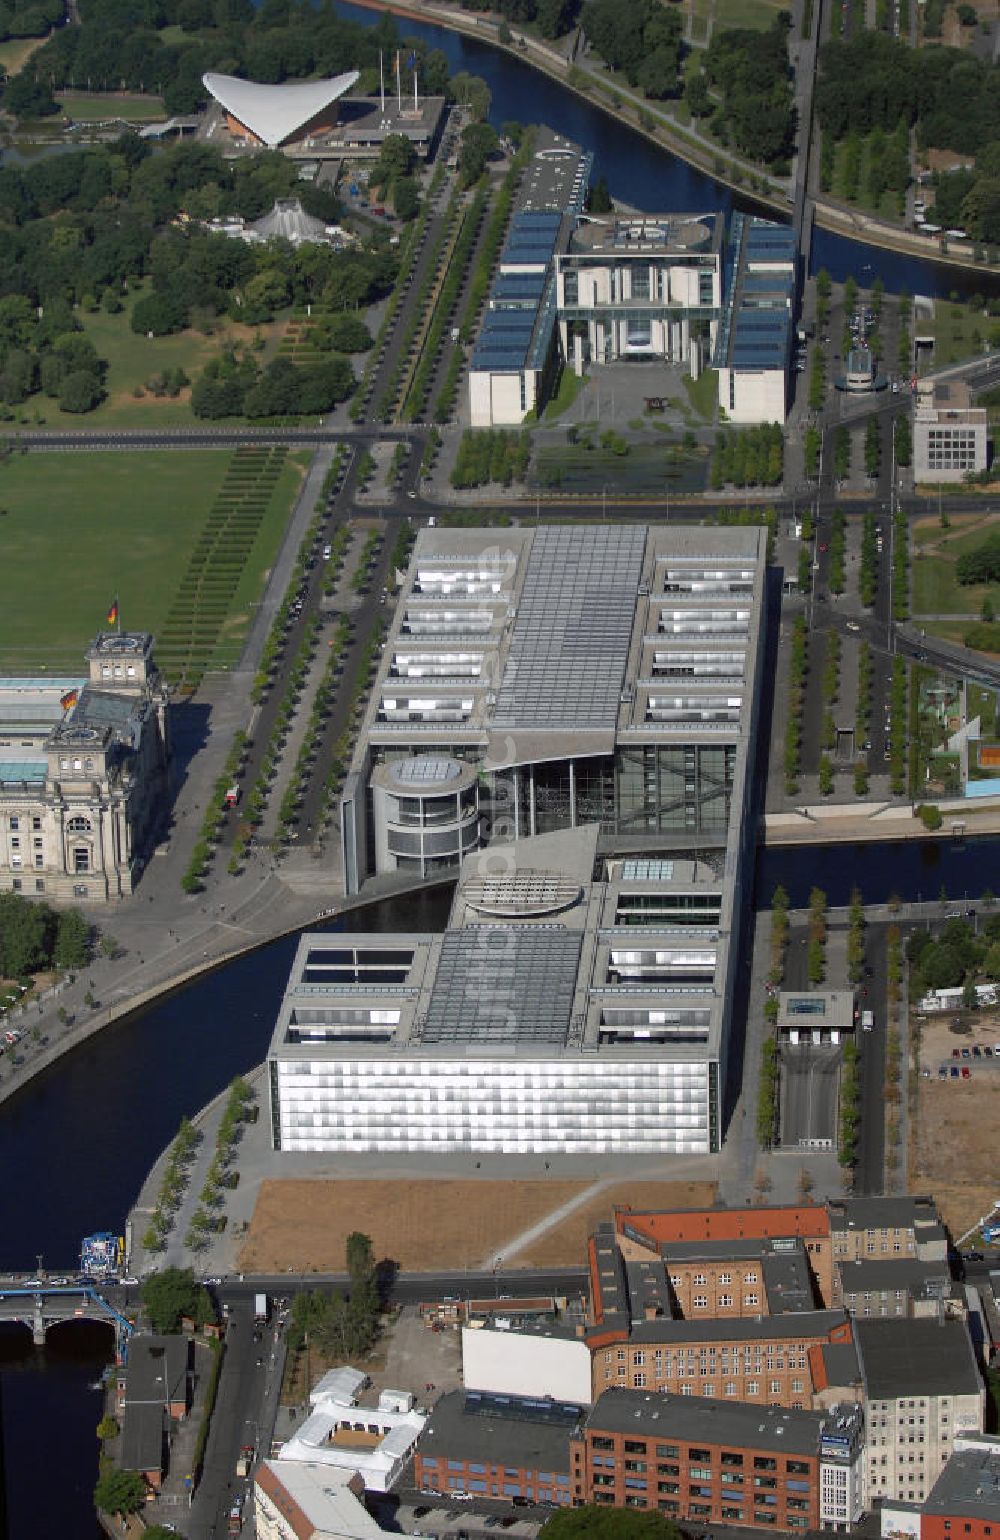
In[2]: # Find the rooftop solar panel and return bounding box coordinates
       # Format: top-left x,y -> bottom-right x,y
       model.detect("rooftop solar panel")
494,526 -> 647,731
420,926 -> 582,1045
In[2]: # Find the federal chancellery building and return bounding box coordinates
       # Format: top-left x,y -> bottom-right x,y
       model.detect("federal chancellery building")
264,523 -> 766,1160
0,633 -> 171,903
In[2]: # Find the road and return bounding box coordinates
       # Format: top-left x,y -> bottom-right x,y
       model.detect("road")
852,921 -> 888,1195
780,1043 -> 840,1148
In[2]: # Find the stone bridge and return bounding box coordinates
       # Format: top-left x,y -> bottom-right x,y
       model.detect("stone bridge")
0,1285 -> 134,1355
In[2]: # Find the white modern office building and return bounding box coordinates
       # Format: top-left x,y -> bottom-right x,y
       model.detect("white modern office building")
554,213 -> 723,373
715,213 -> 796,425
267,524 -> 766,1160
913,381 -> 988,483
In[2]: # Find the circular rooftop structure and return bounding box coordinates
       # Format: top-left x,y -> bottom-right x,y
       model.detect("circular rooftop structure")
462,870 -> 583,919
389,756 -> 463,789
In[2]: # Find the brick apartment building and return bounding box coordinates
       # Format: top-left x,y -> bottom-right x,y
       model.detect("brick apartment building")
586,1219 -> 853,1407
880,1435 -> 1000,1540
571,1389 -> 865,1532
614,1203 -> 835,1305
829,1197 -> 949,1270
414,1390 -> 577,1506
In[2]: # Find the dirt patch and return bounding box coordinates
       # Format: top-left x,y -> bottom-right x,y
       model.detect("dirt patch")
518,1181 -> 718,1266
911,1048 -> 1000,1235
238,1177 -> 717,1275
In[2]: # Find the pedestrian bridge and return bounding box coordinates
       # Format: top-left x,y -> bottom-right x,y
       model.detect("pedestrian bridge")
0,1285 -> 133,1355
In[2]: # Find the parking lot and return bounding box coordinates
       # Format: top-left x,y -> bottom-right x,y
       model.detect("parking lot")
386,1495 -> 545,1540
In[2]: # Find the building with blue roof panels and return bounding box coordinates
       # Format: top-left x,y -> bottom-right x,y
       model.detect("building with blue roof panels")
469,131 -> 590,427
0,633 -> 171,903
716,213 -> 796,424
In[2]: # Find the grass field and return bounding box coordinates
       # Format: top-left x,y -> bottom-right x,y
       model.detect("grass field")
689,0 -> 786,35
683,366 -> 718,422
16,285 -> 282,431
927,297 -> 993,369
541,366 -> 587,422
56,92 -> 166,123
911,513 -> 1000,616
0,35 -> 47,74
238,1177 -> 719,1274
0,450 -> 309,674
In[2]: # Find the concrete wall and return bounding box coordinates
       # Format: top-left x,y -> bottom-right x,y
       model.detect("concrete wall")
462,1326 -> 592,1405
718,367 -> 787,425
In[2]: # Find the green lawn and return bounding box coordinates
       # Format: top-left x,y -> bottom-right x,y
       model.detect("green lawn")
690,0 -> 786,35
56,92 -> 166,123
968,683 -> 998,737
541,367 -> 587,422
683,367 -> 718,423
927,298 -> 992,369
0,35 -> 47,74
0,450 -> 309,674
911,552 -> 1000,616
15,285 -> 284,430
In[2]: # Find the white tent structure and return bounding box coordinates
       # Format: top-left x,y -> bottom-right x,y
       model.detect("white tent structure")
203,70 -> 360,148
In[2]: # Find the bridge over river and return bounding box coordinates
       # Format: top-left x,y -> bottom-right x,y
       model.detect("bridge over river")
0,1282 -> 133,1356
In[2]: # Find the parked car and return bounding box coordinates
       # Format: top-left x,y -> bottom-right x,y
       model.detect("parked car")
961,1066 -> 972,1078
950,1066 -> 960,1078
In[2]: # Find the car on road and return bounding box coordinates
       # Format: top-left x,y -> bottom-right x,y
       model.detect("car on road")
966,1250 -> 984,1262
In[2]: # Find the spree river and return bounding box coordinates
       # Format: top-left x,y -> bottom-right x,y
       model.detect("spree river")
8,10 -> 1000,1524
5,833 -> 1000,1531
334,0 -> 1000,299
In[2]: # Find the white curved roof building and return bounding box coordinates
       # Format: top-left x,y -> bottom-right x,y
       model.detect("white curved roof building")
202,70 -> 359,148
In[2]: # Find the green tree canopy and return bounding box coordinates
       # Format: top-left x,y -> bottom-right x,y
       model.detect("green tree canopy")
53,909 -> 91,970
140,1267 -> 215,1333
540,1509 -> 683,1540
0,890 -> 50,977
94,1468 -> 146,1517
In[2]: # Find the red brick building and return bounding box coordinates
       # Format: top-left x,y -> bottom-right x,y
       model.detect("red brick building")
572,1390 -> 827,1531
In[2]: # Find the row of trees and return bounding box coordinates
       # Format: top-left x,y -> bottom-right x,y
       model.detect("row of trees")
4,3 -> 443,115
700,15 -> 796,169
450,428 -> 531,488
287,1232 -> 384,1361
0,891 -> 91,979
458,0 -> 579,41
710,423 -> 783,488
584,0 -> 684,99
908,914 -> 1000,997
957,531 -> 1000,586
191,352 -> 354,419
816,33 -> 1000,241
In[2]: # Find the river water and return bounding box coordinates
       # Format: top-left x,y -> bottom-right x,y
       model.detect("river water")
8,9 -> 1000,1525
333,0 -> 1000,299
